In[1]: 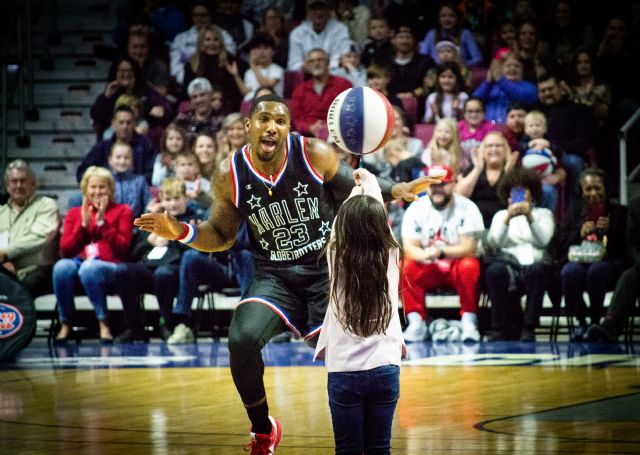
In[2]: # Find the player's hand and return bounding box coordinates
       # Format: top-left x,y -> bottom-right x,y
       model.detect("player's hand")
134,211 -> 184,240
393,176 -> 443,202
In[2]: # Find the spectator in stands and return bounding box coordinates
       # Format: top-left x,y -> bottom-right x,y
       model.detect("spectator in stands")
389,104 -> 424,158
113,177 -> 198,342
287,0 -> 351,72
385,24 -> 435,107
170,1 -> 236,86
183,25 -> 246,113
0,160 -> 60,298
489,18 -> 517,61
584,196 -> 640,342
332,42 -> 367,87
168,222 -> 255,344
90,56 -> 173,142
78,105 -> 157,185
126,29 -> 170,96
174,77 -> 225,147
152,123 -> 189,187
335,0 -> 371,47
108,141 -> 152,218
457,97 -> 496,172
511,20 -> 546,83
53,167 -> 134,343
290,48 -> 352,137
401,165 -> 485,343
418,2 -> 483,68
551,168 -> 628,341
502,102 -> 528,151
193,133 -> 217,181
423,118 -> 463,172
256,6 -> 289,69
542,0 -> 594,73
536,72 -> 597,209
596,15 -> 637,106
240,32 -> 284,102
559,48 -> 611,126
361,15 -> 393,68
241,0 -> 295,25
213,0 -> 254,56
473,52 -> 538,124
216,112 -> 249,162
174,151 -> 212,219
456,131 -> 517,228
422,61 -> 468,124
519,110 -> 565,211
423,40 -> 471,95
365,64 -> 401,109
484,167 -> 555,341
101,93 -> 149,141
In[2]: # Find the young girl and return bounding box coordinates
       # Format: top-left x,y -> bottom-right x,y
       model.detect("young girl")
314,168 -> 406,454
108,141 -> 152,218
425,117 -> 462,172
174,151 -> 211,218
457,97 -> 496,172
422,61 -> 468,124
152,123 -> 189,187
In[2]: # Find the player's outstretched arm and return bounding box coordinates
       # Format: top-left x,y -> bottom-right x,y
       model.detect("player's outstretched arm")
134,159 -> 241,252
306,137 -> 441,203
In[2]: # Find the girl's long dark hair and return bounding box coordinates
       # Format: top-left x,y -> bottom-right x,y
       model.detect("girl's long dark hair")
329,195 -> 400,337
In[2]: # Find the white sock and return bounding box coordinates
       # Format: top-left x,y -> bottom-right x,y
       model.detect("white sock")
461,312 -> 478,327
407,312 -> 423,324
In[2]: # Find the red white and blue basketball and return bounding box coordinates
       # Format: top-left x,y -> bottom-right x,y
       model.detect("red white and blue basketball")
326,87 -> 395,155
522,148 -> 557,177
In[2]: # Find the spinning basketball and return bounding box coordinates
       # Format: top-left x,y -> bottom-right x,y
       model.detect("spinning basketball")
327,87 -> 395,155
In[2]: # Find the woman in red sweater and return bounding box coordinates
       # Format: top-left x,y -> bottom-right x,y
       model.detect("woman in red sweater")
53,166 -> 133,343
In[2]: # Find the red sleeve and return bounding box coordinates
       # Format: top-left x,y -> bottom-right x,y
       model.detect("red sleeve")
59,208 -> 90,258
290,84 -> 312,135
94,204 -> 134,261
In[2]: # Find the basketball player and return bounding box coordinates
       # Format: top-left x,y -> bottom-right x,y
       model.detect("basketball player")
134,94 -> 436,453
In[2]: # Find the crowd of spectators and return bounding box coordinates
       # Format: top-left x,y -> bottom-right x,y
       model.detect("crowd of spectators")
3,0 -> 640,344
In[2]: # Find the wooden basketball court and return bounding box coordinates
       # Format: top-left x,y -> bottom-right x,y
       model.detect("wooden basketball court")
1,339 -> 639,454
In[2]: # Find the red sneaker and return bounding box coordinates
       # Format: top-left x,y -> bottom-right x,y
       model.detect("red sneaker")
245,416 -> 282,454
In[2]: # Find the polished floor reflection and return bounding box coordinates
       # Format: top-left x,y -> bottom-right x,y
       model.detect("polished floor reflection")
1,339 -> 639,454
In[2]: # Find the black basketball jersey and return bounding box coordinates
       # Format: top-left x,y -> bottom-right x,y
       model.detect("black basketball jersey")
230,133 -> 333,265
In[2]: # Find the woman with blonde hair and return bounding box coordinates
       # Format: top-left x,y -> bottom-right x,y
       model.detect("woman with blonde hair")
456,130 -> 518,227
183,25 -> 245,111
53,166 -> 134,343
216,112 -> 248,163
425,117 -> 463,173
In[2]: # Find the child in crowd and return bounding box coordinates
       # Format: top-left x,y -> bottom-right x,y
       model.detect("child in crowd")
192,133 -> 217,181
422,61 -> 468,124
108,140 -> 151,218
173,151 -> 211,218
314,168 -> 405,455
366,64 -> 401,108
520,110 -> 565,211
102,94 -> 149,140
241,32 -> 284,101
457,97 -> 496,172
152,123 -> 189,187
361,15 -> 393,67
332,42 -> 368,87
423,40 -> 471,94
425,117 -> 462,172
114,176 -> 198,342
503,102 -> 527,151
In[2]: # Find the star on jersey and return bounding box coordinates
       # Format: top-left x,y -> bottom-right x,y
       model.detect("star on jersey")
260,238 -> 269,250
247,194 -> 262,209
319,221 -> 331,236
293,181 -> 308,197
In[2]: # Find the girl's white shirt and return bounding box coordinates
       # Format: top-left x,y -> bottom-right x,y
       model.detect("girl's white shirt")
314,171 -> 407,372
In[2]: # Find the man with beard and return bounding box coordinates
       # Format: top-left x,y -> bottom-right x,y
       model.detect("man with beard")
289,48 -> 352,137
400,165 -> 485,343
134,94 -> 437,453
